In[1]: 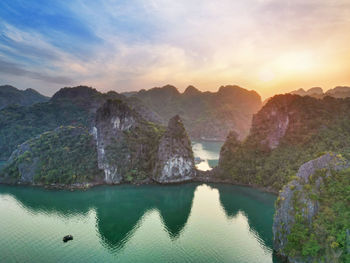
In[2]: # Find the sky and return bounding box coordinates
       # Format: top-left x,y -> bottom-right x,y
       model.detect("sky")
0,0 -> 349,99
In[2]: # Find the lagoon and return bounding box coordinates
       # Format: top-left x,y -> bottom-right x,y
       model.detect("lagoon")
192,140 -> 224,171
0,183 -> 281,263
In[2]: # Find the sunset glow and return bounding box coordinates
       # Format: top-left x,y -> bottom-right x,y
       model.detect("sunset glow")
0,0 -> 350,98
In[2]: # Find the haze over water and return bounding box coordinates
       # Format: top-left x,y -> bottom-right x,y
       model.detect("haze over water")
192,140 -> 224,171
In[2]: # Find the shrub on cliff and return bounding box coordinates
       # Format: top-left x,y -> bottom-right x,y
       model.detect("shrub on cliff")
1,126 -> 103,185
218,95 -> 350,191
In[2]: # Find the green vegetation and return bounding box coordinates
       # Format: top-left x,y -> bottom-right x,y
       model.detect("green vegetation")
0,101 -> 91,160
218,95 -> 350,191
130,85 -> 262,140
105,120 -> 166,182
0,85 -> 125,161
285,168 -> 350,262
1,126 -> 102,185
0,85 -> 49,110
208,159 -> 219,168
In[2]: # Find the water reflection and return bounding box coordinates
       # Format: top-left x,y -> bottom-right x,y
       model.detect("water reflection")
213,184 -> 275,248
0,184 -> 281,262
0,184 -> 195,251
95,185 -> 196,250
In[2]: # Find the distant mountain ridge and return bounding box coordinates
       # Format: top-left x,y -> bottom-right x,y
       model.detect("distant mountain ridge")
290,86 -> 350,99
128,84 -> 262,140
0,85 -> 49,109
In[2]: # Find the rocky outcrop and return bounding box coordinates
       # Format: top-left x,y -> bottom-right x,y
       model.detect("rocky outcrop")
94,99 -> 169,184
153,115 -> 196,183
217,94 -> 350,191
0,98 -> 198,186
249,94 -> 350,151
262,111 -> 289,150
94,99 -> 140,184
251,94 -> 296,150
0,141 -> 39,184
273,153 -> 350,263
94,102 -> 197,184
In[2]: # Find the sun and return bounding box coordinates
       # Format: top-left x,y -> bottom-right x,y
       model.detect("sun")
258,51 -> 316,84
258,68 -> 276,82
275,51 -> 315,73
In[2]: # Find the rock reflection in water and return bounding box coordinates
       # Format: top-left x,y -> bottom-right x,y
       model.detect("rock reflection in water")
0,183 -> 282,263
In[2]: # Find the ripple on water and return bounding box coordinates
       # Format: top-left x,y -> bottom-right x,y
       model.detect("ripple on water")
0,184 -> 281,263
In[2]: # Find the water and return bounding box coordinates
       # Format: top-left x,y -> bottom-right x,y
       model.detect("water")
192,140 -> 224,171
0,183 -> 282,263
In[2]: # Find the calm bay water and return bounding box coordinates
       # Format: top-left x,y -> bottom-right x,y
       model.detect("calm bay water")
192,140 -> 224,171
0,183 -> 281,263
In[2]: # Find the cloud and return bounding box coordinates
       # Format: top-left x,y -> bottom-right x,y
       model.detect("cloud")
0,59 -> 72,84
0,0 -> 350,97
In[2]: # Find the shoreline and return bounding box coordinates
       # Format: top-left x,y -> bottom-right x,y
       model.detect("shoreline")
193,176 -> 278,195
0,176 -> 278,195
0,161 -> 278,194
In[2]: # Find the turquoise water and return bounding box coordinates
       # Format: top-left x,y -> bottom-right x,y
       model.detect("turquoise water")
192,140 -> 224,171
0,183 -> 281,263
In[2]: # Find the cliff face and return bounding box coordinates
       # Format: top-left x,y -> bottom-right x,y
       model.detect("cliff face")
153,115 -> 196,183
94,99 -> 164,184
252,97 -> 291,150
94,100 -> 135,183
217,94 -> 350,191
94,101 -> 194,184
249,94 -> 323,150
273,153 -> 350,262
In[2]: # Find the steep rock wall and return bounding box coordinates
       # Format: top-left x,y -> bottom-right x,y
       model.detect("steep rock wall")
94,100 -> 138,184
273,153 -> 350,262
153,115 -> 196,183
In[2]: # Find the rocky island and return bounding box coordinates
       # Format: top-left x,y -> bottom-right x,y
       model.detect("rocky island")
0,93 -> 196,186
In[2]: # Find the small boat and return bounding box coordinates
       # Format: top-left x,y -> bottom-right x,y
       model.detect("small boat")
63,235 -> 73,242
